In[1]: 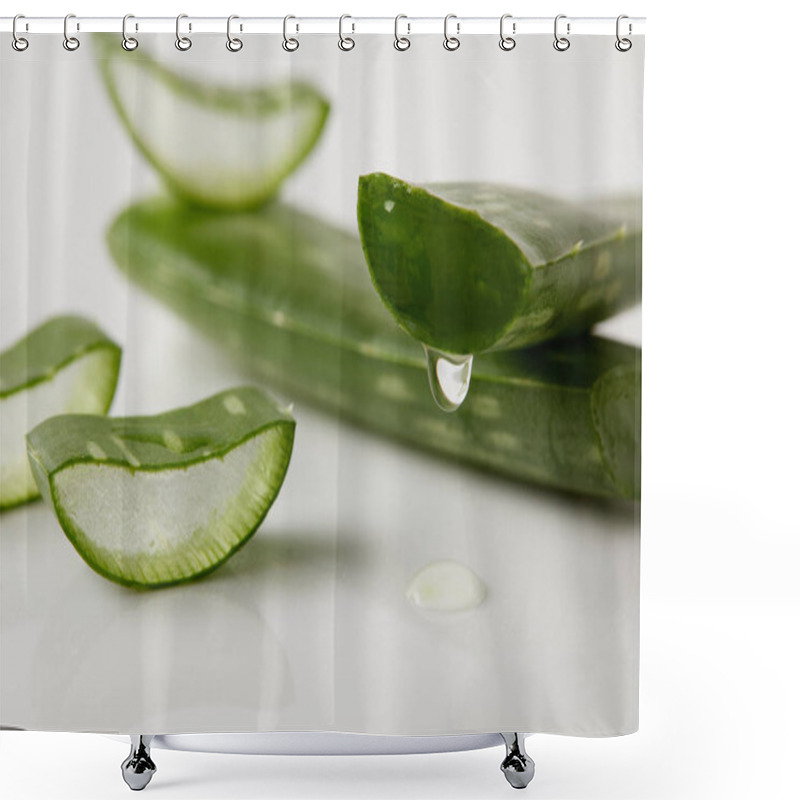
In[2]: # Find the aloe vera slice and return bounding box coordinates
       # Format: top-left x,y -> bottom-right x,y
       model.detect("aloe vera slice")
358,172 -> 641,356
0,316 -> 121,510
94,35 -> 329,210
26,387 -> 295,588
108,199 -> 640,500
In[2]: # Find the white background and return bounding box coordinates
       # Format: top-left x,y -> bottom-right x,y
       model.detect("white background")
1,1 -> 798,799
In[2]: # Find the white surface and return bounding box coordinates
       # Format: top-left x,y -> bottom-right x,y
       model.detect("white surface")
2,1 -> 800,800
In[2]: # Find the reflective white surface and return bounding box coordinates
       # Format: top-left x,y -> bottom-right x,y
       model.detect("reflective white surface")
106,731 -> 505,755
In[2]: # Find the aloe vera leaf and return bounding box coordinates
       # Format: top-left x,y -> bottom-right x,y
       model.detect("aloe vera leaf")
0,316 -> 121,511
26,387 -> 295,589
357,172 -> 642,356
93,34 -> 329,211
108,199 -> 641,501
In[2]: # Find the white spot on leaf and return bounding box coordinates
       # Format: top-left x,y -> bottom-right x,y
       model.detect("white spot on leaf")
223,394 -> 246,415
376,374 -> 413,401
384,200 -> 395,213
110,435 -> 140,468
86,441 -> 108,460
163,429 -> 183,453
472,395 -> 501,419
489,431 -> 521,451
595,250 -> 612,279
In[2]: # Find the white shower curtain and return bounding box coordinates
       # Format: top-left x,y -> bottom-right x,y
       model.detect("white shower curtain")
0,24 -> 643,738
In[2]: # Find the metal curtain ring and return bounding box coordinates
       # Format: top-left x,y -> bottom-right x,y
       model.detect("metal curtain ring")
12,14 -> 29,52
226,15 -> 243,52
63,13 -> 80,51
499,13 -> 515,51
121,14 -> 138,51
176,13 -> 192,51
338,14 -> 355,51
553,14 -> 570,51
394,14 -> 410,51
283,15 -> 299,52
443,14 -> 460,51
615,14 -> 632,51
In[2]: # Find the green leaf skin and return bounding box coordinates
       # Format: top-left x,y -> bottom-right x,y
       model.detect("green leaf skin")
26,387 -> 295,589
357,172 -> 641,355
0,316 -> 121,510
94,34 -> 330,211
108,199 -> 641,501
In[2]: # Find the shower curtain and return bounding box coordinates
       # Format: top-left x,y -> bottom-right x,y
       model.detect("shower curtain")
0,23 -> 643,738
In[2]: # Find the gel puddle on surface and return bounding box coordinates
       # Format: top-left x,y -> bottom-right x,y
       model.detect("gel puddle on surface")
423,346 -> 474,413
406,560 -> 487,613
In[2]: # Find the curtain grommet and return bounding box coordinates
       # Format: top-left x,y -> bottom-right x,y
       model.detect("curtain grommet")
121,14 -> 138,51
499,14 -> 516,51
553,14 -> 571,52
175,13 -> 192,51
443,14 -> 460,51
12,14 -> 29,52
283,15 -> 299,52
338,14 -> 355,51
226,15 -> 243,52
394,15 -> 411,51
63,14 -> 80,51
615,15 -> 632,51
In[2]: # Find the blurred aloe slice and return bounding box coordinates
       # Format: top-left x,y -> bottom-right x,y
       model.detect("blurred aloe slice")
358,172 -> 641,356
0,316 -> 121,511
26,387 -> 295,589
94,34 -> 329,210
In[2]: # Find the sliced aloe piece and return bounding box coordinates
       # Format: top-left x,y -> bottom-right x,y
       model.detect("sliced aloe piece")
26,387 -> 295,589
357,172 -> 642,356
108,199 -> 640,500
94,34 -> 329,210
0,316 -> 121,511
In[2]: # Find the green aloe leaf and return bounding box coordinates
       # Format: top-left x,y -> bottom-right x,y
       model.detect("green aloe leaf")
108,198 -> 640,501
94,34 -> 329,210
1,316 -> 121,511
358,172 -> 641,356
26,387 -> 295,589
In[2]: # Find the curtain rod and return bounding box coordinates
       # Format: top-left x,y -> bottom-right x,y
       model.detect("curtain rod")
0,16 -> 646,36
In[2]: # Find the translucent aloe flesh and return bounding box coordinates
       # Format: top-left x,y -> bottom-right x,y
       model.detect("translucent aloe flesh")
26,387 -> 295,588
0,316 -> 121,510
108,199 -> 641,500
358,172 -> 642,356
94,35 -> 330,210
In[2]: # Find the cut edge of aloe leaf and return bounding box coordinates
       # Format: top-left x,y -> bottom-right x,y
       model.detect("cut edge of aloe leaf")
94,34 -> 330,211
358,172 -> 641,356
358,172 -> 529,356
0,316 -> 122,511
26,387 -> 295,589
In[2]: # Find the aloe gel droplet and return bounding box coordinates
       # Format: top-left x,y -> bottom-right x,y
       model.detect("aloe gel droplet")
423,346 -> 473,412
406,560 -> 487,613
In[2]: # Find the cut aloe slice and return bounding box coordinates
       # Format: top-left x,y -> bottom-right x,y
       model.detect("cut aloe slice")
94,34 -> 329,210
358,172 -> 642,356
26,387 -> 295,589
108,198 -> 640,500
0,316 -> 121,511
